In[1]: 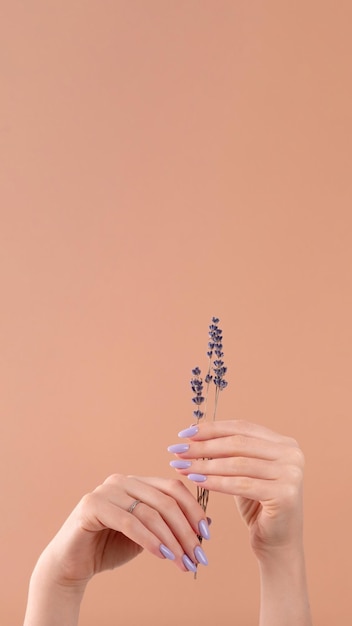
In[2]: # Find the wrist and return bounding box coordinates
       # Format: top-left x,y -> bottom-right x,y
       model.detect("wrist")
24,554 -> 87,626
31,560 -> 88,599
255,539 -> 305,568
256,545 -> 312,626
33,545 -> 89,594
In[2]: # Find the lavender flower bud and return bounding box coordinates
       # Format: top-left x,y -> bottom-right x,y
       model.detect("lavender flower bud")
192,396 -> 205,405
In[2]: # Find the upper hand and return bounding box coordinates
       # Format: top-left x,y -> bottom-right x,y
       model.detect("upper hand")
168,420 -> 305,559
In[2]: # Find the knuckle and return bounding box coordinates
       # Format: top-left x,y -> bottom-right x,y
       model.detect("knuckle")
166,478 -> 185,492
79,491 -> 95,512
233,434 -> 248,450
76,491 -> 99,524
103,473 -> 125,486
281,483 -> 301,507
295,448 -> 305,468
230,456 -> 248,471
237,476 -> 253,492
287,446 -> 305,468
286,464 -> 304,484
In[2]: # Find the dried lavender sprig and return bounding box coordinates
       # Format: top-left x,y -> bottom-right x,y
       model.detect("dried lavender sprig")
190,317 -> 228,579
209,317 -> 228,421
190,367 -> 205,420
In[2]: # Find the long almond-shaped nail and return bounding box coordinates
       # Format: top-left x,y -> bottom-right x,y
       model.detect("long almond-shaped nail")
198,519 -> 210,540
167,443 -> 190,454
159,544 -> 176,560
182,554 -> 197,573
170,460 -> 192,469
187,473 -> 207,482
194,545 -> 208,566
178,425 -> 199,438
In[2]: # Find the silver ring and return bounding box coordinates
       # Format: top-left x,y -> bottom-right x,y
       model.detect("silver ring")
128,499 -> 142,514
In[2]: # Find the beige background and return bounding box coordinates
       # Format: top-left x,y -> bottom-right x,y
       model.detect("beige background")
1,1 -> 351,624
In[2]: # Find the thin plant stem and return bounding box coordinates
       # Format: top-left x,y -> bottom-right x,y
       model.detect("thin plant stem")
190,317 -> 228,579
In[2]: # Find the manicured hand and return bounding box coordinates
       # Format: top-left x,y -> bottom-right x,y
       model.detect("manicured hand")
168,420 -> 305,559
37,474 -> 211,590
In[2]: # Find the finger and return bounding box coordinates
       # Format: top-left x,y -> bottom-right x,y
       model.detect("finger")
132,475 -> 207,532
131,476 -> 210,564
169,434 -> 293,463
170,456 -> 280,481
179,420 -> 298,447
100,475 -> 207,571
78,489 -> 167,562
185,474 -> 284,502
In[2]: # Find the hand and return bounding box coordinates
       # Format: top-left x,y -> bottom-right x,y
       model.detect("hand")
168,420 -> 305,560
36,474 -> 211,591
24,475 -> 211,626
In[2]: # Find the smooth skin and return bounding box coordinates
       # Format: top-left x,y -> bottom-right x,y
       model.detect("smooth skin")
171,420 -> 312,626
23,420 -> 312,626
24,475 -> 208,626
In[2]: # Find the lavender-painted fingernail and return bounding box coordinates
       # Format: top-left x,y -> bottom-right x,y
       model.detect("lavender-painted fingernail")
159,544 -> 176,560
167,443 -> 190,454
187,473 -> 207,482
169,460 -> 192,469
182,554 -> 197,573
198,519 -> 210,540
194,545 -> 208,566
178,425 -> 199,438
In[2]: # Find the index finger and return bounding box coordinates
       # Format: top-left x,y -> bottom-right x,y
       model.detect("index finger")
178,419 -> 298,447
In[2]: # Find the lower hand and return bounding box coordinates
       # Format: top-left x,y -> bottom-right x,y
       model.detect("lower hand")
36,474 -> 211,590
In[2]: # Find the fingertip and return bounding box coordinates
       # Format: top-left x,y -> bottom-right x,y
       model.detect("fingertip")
178,425 -> 199,438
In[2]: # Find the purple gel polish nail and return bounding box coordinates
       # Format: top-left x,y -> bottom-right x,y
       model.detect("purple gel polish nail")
198,519 -> 210,540
159,544 -> 176,560
194,545 -> 208,566
169,460 -> 192,469
182,554 -> 197,573
187,473 -> 207,482
178,425 -> 199,438
167,443 -> 190,454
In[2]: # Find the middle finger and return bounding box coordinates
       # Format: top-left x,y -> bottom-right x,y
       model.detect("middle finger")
168,434 -> 285,462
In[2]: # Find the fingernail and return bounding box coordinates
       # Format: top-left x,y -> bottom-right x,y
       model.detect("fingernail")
178,425 -> 199,438
159,544 -> 176,560
207,517 -> 212,526
167,443 -> 190,454
198,519 -> 210,540
194,545 -> 208,566
187,473 -> 207,482
169,460 -> 192,469
182,554 -> 197,573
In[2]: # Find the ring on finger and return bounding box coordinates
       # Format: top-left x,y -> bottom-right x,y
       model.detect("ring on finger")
128,499 -> 142,514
